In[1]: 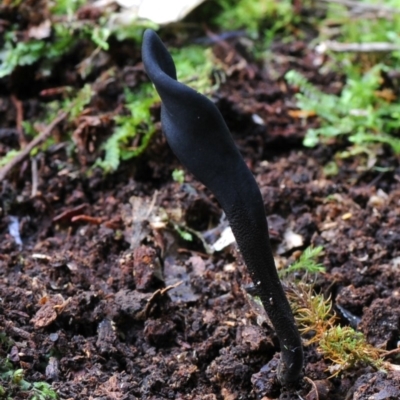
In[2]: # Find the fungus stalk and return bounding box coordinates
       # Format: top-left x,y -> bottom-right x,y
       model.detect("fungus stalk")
142,29 -> 303,385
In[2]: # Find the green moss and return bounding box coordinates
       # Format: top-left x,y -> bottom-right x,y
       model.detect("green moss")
289,284 -> 384,377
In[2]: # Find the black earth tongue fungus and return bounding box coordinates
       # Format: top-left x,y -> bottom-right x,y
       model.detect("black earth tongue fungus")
141,29 -> 303,385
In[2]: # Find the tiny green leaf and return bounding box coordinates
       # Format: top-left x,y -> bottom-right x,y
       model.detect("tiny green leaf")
172,169 -> 185,184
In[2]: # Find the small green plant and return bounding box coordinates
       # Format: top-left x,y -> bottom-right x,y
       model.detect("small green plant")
95,84 -> 158,171
9,369 -> 30,390
280,245 -> 325,277
1,335 -> 58,400
0,364 -> 58,399
0,23 -> 77,78
285,68 -> 400,154
319,325 -> 383,376
109,19 -> 159,43
172,222 -> 193,242
170,45 -> 216,93
172,169 -> 185,184
67,84 -> 93,120
214,0 -> 296,40
153,207 -> 194,242
291,285 -> 336,345
288,283 -> 384,377
0,367 -> 58,399
31,381 -> 58,400
50,0 -> 86,16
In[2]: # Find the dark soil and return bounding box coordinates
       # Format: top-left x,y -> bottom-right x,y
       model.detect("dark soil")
1,4 -> 400,400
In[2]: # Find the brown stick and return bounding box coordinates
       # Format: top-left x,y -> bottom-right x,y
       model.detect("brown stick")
0,111 -> 68,182
10,94 -> 27,148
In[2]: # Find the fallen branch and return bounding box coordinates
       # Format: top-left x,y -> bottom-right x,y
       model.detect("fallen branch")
0,111 -> 68,182
317,41 -> 400,53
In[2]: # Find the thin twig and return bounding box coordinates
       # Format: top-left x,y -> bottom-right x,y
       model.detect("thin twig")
304,377 -> 320,400
382,347 -> 400,359
10,94 -> 27,148
317,41 -> 400,53
31,156 -> 38,197
0,111 -> 68,182
319,0 -> 400,15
